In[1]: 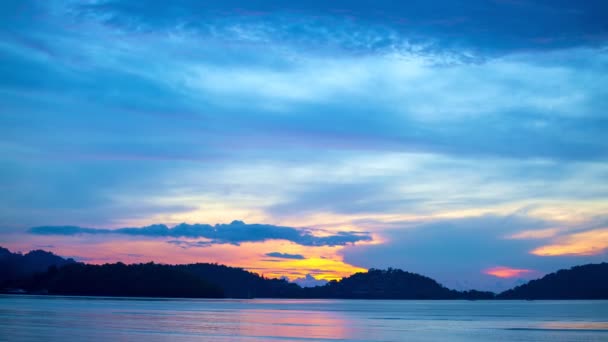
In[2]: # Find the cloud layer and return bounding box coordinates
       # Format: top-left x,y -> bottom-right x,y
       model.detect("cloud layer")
83,0 -> 608,53
266,252 -> 306,260
29,221 -> 372,247
1,0 -> 607,290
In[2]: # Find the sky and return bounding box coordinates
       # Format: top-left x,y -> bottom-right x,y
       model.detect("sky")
1,0 -> 607,291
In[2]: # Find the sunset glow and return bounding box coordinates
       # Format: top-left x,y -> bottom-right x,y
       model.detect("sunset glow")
531,229 -> 608,257
484,267 -> 534,279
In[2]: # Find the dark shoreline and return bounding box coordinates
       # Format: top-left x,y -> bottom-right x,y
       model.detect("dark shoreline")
4,293 -> 608,301
3,247 -> 608,301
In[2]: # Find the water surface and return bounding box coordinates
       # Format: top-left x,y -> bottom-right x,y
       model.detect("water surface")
1,295 -> 607,341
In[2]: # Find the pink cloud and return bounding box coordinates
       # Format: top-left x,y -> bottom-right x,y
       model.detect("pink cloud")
484,266 -> 534,278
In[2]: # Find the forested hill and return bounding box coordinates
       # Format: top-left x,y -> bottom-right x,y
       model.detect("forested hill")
175,263 -> 301,298
497,263 -> 608,299
303,268 -> 493,299
3,262 -> 493,299
2,246 -> 607,300
0,247 -> 76,283
1,246 -> 299,298
10,262 -> 224,298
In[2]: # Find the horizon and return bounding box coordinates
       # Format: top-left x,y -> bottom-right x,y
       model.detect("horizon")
2,0 -> 608,293
4,243 -> 606,293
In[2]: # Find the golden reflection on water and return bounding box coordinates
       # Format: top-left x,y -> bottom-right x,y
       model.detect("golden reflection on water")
2,296 -> 608,341
540,322 -> 608,330
226,309 -> 350,340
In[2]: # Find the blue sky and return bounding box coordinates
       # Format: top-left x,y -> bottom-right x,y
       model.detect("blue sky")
1,0 -> 607,290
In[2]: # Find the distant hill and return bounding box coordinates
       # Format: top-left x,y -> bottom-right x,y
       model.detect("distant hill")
0,246 -> 76,283
0,247 -> 494,299
3,246 -> 607,300
0,246 -> 298,298
498,263 -> 608,299
176,263 -> 301,298
8,262 -> 223,298
302,268 -> 494,299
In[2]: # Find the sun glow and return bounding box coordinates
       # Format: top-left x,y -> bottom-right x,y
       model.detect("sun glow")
531,228 -> 608,256
484,266 -> 534,278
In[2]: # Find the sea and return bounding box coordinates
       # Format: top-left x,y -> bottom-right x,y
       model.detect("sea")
0,295 -> 607,341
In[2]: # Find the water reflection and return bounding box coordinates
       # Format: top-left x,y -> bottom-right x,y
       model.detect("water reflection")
540,322 -> 608,331
1,296 -> 607,342
227,309 -> 350,340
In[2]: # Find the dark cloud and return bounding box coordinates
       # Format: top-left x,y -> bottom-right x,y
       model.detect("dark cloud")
166,240 -> 213,249
265,252 -> 305,260
29,220 -> 372,247
80,0 -> 608,53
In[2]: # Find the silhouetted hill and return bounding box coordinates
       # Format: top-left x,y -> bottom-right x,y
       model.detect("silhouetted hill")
8,262 -> 223,298
5,247 -> 606,300
0,247 -> 298,298
303,268 -> 494,299
176,263 -> 301,298
0,246 -> 76,283
0,247 -> 495,299
498,263 -> 608,299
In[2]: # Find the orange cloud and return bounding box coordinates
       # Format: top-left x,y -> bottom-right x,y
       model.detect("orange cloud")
3,235 -> 366,282
484,266 -> 533,278
507,228 -> 559,240
531,228 -> 608,256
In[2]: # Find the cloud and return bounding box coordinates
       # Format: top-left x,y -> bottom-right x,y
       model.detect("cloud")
292,274 -> 329,288
507,228 -> 560,240
265,252 -> 305,260
1,0 -> 606,233
261,154 -> 608,223
167,240 -> 213,249
28,220 -> 372,247
80,0 -> 608,53
484,266 -> 534,278
341,214 -> 608,291
1,0 -> 607,290
531,228 -> 608,256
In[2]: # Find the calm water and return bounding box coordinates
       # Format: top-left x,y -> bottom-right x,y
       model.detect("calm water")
1,295 -> 607,341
